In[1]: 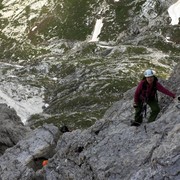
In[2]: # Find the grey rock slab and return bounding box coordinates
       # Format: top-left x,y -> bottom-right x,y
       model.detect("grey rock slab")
0,103 -> 31,155
0,124 -> 60,180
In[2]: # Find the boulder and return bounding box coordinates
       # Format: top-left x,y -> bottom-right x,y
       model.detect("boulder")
0,124 -> 60,180
0,104 -> 30,155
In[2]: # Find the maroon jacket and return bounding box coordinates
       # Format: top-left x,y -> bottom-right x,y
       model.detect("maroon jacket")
134,80 -> 175,104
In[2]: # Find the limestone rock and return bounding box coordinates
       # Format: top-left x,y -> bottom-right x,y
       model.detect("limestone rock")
0,63 -> 179,179
0,124 -> 60,180
36,64 -> 180,180
0,104 -> 30,155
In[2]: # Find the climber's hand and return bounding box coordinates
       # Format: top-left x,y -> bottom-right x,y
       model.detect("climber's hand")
133,103 -> 138,108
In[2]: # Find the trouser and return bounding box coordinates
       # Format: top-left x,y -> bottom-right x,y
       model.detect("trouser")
134,99 -> 160,124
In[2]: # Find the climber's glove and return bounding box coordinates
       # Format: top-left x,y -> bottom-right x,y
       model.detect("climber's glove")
133,103 -> 138,108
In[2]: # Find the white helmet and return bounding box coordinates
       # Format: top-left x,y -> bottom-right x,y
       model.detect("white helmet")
144,69 -> 154,77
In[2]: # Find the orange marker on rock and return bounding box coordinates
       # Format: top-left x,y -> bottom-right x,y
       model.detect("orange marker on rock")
42,160 -> 48,166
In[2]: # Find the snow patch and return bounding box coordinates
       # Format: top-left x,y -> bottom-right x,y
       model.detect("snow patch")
0,89 -> 44,124
89,18 -> 104,42
0,80 -> 44,124
168,0 -> 180,25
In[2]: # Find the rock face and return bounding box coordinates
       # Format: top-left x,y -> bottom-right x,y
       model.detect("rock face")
0,64 -> 178,179
38,63 -> 180,180
0,124 -> 60,180
0,104 -> 30,155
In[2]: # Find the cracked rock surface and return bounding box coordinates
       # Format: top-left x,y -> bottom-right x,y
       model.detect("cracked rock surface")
0,104 -> 30,155
0,124 -> 60,180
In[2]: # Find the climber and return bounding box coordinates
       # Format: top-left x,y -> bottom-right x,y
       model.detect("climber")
131,69 -> 176,126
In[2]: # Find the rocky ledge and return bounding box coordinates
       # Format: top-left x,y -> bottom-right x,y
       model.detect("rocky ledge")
0,64 -> 179,180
